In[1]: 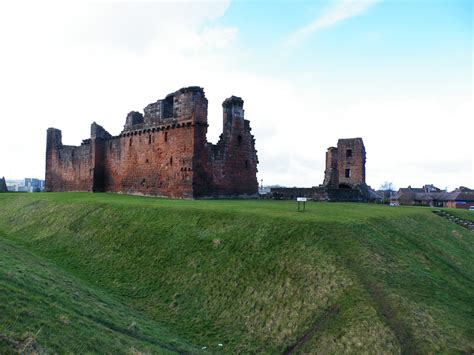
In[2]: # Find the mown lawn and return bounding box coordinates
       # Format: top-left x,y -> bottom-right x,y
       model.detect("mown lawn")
0,192 -> 473,353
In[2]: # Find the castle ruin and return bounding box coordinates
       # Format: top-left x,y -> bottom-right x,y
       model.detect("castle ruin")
45,87 -> 259,198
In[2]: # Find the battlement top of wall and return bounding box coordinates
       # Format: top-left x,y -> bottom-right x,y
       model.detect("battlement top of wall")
162,86 -> 205,101
222,96 -> 244,108
172,86 -> 205,96
337,137 -> 364,144
337,137 -> 362,143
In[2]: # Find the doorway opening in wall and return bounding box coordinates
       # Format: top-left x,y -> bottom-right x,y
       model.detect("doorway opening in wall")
339,183 -> 352,189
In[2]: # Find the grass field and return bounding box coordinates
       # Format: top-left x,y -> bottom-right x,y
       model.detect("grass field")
447,208 -> 474,223
0,192 -> 473,354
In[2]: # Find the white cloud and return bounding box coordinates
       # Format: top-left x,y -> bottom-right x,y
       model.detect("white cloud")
285,0 -> 379,46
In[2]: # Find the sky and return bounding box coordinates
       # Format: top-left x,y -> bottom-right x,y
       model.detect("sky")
0,0 -> 472,190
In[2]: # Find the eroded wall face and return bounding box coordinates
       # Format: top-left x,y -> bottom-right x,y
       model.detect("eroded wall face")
209,121 -> 258,197
199,99 -> 258,197
337,138 -> 366,187
323,147 -> 339,188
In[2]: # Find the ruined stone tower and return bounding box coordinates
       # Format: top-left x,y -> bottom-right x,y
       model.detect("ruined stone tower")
323,138 -> 366,189
45,87 -> 258,198
270,137 -> 372,202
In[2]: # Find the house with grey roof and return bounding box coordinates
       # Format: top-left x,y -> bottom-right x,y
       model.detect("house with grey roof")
390,185 -> 474,209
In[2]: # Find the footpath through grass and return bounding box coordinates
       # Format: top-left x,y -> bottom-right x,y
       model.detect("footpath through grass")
0,192 -> 473,353
446,208 -> 474,223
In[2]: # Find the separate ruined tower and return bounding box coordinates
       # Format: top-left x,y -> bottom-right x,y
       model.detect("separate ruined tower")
45,87 -> 258,198
271,137 -> 375,202
323,138 -> 366,189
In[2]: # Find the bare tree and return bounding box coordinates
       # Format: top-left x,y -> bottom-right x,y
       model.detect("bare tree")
379,181 -> 396,204
379,181 -> 395,192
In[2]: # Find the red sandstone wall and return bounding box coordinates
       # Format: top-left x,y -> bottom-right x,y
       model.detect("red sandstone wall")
208,122 -> 258,196
45,128 -> 94,192
202,97 -> 258,197
102,125 -> 196,198
337,138 -> 366,187
323,147 -> 339,188
45,87 -> 259,198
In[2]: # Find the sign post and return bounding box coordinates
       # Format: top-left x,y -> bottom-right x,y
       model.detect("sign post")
296,197 -> 307,212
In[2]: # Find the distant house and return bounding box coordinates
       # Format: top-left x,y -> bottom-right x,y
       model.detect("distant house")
390,185 -> 474,209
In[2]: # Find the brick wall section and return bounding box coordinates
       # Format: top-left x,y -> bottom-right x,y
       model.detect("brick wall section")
270,187 -> 367,202
45,87 -> 258,198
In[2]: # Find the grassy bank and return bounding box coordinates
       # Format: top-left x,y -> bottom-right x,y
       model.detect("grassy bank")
0,232 -> 196,354
446,208 -> 474,223
0,193 -> 473,353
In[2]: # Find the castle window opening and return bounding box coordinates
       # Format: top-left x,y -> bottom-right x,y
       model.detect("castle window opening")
148,135 -> 152,144
346,149 -> 352,158
245,160 -> 249,169
237,135 -> 242,146
164,132 -> 168,142
345,169 -> 351,178
170,156 -> 173,165
129,138 -> 132,146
